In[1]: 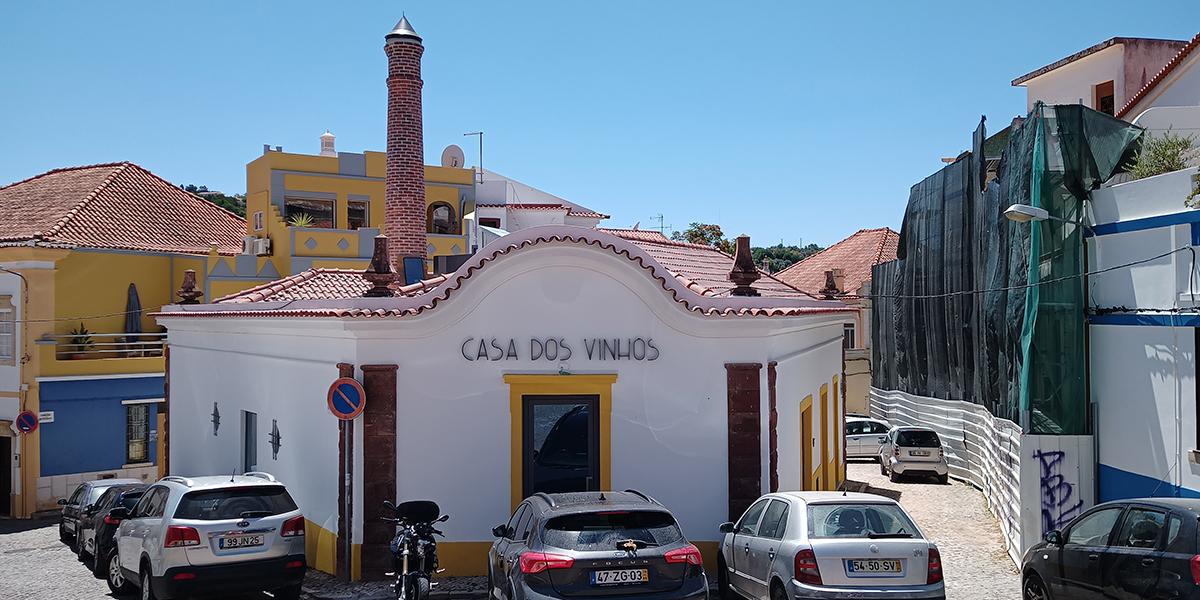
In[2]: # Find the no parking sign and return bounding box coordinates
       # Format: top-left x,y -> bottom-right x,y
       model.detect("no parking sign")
15,410 -> 38,434
327,377 -> 367,420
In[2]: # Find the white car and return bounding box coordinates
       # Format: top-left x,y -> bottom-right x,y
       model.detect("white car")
845,417 -> 891,459
878,427 -> 949,484
717,492 -> 945,599
111,472 -> 306,600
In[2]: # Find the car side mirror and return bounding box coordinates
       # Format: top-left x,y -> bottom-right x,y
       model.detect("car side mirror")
108,507 -> 128,520
719,522 -> 735,534
83,504 -> 95,516
438,514 -> 449,523
1045,530 -> 1063,546
382,500 -> 396,512
492,524 -> 511,539
57,498 -> 68,506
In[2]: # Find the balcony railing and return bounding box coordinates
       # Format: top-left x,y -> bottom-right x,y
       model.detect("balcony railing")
49,332 -> 166,360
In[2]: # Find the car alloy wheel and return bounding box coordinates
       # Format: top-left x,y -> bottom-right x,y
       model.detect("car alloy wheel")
1023,575 -> 1048,600
142,570 -> 156,600
108,554 -> 124,589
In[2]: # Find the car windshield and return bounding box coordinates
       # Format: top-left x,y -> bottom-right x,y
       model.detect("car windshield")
119,492 -> 145,510
808,503 -> 919,538
896,430 -> 940,448
174,486 -> 298,521
542,510 -> 683,551
87,485 -> 116,505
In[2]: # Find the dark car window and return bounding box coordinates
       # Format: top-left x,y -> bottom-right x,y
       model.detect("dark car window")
846,422 -> 865,435
758,500 -> 789,540
145,488 -> 168,518
737,499 -> 770,536
1113,508 -> 1166,549
87,484 -> 115,505
118,491 -> 145,511
505,504 -> 529,538
808,503 -> 918,538
514,506 -> 535,542
67,485 -> 85,506
868,422 -> 891,435
895,430 -> 940,448
1066,507 -> 1123,546
1165,515 -> 1190,553
173,486 -> 298,520
94,489 -> 118,511
541,511 -> 683,551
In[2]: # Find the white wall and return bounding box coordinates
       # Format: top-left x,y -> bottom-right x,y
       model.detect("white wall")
1128,53 -> 1200,119
163,238 -> 846,554
502,208 -> 566,231
1018,435 -> 1094,544
1023,45 -> 1124,112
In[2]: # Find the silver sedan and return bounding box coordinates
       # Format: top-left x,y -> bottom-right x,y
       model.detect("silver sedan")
717,492 -> 945,600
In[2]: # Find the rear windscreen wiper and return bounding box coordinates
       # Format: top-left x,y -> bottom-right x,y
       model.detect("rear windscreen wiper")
867,532 -> 914,539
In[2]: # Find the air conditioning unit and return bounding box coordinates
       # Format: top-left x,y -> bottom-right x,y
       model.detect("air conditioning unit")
252,237 -> 272,256
241,235 -> 257,255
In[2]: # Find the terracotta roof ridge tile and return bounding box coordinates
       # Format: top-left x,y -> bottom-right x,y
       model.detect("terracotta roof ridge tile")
1117,31 -> 1200,118
41,162 -> 132,240
0,161 -> 131,192
872,229 -> 900,267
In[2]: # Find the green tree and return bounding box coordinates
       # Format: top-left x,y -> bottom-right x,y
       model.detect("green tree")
752,243 -> 823,273
671,222 -> 734,254
181,184 -> 247,217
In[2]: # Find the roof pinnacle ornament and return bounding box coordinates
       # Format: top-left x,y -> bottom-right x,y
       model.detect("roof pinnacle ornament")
728,235 -> 761,297
362,235 -> 398,297
176,269 -> 204,304
385,14 -> 421,43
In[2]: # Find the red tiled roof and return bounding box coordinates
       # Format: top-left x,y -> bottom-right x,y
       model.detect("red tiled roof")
567,209 -> 610,219
159,227 -> 852,319
775,228 -> 900,296
1117,31 -> 1200,118
599,228 -> 813,298
476,203 -> 568,210
0,162 -> 245,255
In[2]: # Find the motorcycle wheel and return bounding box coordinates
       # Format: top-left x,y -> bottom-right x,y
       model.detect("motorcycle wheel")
414,576 -> 430,600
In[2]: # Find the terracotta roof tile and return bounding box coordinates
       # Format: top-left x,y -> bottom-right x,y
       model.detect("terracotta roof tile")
216,270 -> 450,303
1117,31 -> 1200,118
775,228 -> 900,295
566,209 -> 610,219
0,162 -> 245,255
599,228 -> 811,298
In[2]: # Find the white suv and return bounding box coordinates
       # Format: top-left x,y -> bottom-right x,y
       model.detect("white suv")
110,472 -> 306,600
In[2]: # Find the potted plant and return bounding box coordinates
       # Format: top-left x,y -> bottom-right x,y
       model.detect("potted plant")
68,323 -> 94,360
287,213 -> 315,228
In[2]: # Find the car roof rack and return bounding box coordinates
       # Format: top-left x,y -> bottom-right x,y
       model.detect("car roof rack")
244,471 -> 277,482
623,489 -> 660,505
162,476 -> 194,487
533,492 -> 556,508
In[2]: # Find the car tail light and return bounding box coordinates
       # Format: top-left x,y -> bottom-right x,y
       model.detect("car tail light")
794,548 -> 822,586
164,526 -> 201,548
927,547 -> 943,584
103,514 -> 121,526
281,515 -> 305,538
172,572 -> 196,581
664,544 -> 703,566
285,560 -> 305,569
519,551 -> 575,574
1190,555 -> 1200,584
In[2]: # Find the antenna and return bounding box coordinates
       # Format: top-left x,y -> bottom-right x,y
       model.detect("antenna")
230,466 -> 237,483
464,131 -> 484,184
650,214 -> 672,235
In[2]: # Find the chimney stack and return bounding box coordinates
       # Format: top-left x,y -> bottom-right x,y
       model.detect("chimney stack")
384,15 -> 427,278
728,235 -> 761,297
319,130 -> 336,157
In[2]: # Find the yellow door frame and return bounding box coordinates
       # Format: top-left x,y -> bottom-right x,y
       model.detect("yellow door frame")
819,383 -> 829,491
503,374 -> 616,511
800,395 -> 813,490
832,375 -> 842,487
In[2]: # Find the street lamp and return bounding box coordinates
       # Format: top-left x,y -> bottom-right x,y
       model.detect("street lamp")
1005,204 -> 1052,223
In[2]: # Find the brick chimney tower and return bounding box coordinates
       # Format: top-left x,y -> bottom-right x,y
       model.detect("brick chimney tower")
384,15 -> 426,278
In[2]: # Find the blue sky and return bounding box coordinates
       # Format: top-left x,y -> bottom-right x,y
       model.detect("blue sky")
2,2 -> 1198,247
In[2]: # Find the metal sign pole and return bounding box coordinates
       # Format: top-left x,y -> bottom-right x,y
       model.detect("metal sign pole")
342,418 -> 353,582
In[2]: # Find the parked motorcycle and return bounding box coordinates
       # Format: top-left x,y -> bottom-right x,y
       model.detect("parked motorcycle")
381,500 -> 448,600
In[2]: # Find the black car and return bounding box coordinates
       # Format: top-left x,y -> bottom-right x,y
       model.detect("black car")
57,478 -> 141,552
78,484 -> 146,576
488,490 -> 708,600
1022,497 -> 1200,600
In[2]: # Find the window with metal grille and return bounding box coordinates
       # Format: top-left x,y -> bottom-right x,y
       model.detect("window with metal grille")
126,404 -> 149,464
843,323 -> 856,349
0,296 -> 13,364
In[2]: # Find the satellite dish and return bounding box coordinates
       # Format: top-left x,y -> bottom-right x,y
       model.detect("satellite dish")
441,144 -> 465,168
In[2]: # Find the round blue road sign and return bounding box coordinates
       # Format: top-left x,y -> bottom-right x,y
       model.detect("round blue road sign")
15,410 -> 38,433
327,377 -> 366,420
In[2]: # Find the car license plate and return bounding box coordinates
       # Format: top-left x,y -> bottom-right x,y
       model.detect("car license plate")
218,534 -> 264,549
847,559 -> 903,575
910,450 -> 930,456
591,568 -> 649,585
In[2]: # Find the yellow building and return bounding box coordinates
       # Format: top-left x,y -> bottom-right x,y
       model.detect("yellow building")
0,162 -> 247,517
240,140 -> 475,293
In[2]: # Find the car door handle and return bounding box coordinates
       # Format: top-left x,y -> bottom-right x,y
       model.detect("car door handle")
768,549 -> 776,560
743,544 -> 750,554
1088,554 -> 1099,561
1141,558 -> 1156,566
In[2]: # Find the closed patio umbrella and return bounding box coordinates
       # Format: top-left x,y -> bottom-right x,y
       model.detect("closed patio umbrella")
124,283 -> 143,351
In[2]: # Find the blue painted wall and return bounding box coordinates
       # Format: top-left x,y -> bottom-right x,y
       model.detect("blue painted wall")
39,376 -> 162,477
1099,463 -> 1200,502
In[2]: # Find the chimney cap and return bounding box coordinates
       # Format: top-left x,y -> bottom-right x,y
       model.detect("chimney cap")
385,15 -> 422,43
320,130 -> 334,138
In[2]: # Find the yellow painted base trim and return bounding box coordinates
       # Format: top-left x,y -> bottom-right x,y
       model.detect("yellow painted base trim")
503,374 -> 617,511
305,519 -> 339,575
694,541 -> 720,575
437,542 -> 495,576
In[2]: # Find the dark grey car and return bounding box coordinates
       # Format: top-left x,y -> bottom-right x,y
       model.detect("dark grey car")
58,478 -> 141,552
488,491 -> 708,600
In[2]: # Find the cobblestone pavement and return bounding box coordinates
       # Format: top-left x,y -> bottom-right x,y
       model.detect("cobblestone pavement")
847,461 -> 1020,600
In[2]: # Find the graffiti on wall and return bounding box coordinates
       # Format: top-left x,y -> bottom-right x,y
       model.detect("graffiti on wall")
1034,449 -> 1084,533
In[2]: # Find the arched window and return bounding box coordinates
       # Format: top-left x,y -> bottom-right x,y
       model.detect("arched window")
427,202 -> 458,234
